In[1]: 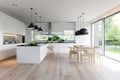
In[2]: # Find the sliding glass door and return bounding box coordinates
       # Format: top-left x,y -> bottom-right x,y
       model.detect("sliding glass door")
105,12 -> 120,61
92,12 -> 120,61
92,20 -> 104,55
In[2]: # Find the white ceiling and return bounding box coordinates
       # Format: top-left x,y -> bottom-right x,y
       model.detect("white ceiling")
0,0 -> 120,24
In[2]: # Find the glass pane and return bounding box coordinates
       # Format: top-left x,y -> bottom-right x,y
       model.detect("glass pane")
92,20 -> 103,55
34,35 -> 74,41
105,12 -> 120,61
92,21 -> 102,46
35,35 -> 48,40
98,21 -> 103,47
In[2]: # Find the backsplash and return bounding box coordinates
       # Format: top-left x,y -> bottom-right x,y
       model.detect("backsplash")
3,33 -> 25,44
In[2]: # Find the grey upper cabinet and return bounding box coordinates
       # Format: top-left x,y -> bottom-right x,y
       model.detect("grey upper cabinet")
35,22 -> 75,35
51,22 -> 75,32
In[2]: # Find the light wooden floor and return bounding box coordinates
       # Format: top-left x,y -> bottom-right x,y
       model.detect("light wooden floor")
0,54 -> 120,80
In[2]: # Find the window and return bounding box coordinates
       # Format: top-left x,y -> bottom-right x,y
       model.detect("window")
92,11 -> 120,61
105,12 -> 120,61
35,35 -> 49,41
35,35 -> 74,41
92,20 -> 104,55
34,30 -> 75,41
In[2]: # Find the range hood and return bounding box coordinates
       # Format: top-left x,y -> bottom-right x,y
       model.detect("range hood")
48,22 -> 52,35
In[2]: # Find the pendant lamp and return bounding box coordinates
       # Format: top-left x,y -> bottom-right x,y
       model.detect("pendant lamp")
38,27 -> 43,31
79,13 -> 88,35
75,13 -> 88,35
28,8 -> 34,29
75,16 -> 81,35
38,16 -> 43,31
33,13 -> 38,31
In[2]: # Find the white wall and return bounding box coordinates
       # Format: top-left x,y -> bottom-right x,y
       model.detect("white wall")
25,25 -> 32,43
0,22 -> 3,48
25,22 -> 49,43
75,21 -> 91,45
25,22 -> 76,42
36,23 -> 49,33
25,21 -> 91,45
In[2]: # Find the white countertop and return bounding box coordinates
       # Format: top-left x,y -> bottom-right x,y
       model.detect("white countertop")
0,43 -> 26,51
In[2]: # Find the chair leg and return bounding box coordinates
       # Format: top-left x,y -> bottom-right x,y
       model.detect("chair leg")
69,53 -> 72,60
52,49 -> 54,55
77,54 -> 79,62
98,55 -> 101,63
91,55 -> 93,64
87,55 -> 90,64
80,54 -> 82,63
92,55 -> 95,64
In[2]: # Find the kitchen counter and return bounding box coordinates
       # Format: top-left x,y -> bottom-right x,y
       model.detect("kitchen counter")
37,41 -> 75,44
48,43 -> 76,54
17,43 -> 46,47
1,43 -> 26,51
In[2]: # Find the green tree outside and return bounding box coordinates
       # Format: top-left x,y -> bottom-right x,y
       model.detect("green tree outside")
105,15 -> 120,54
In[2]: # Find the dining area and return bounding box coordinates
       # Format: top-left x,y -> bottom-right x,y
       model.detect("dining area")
69,45 -> 101,64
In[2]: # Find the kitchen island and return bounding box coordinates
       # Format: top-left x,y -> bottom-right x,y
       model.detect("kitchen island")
17,44 -> 48,64
17,43 -> 76,64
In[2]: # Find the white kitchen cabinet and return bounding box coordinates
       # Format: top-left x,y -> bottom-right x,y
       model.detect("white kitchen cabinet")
0,12 -> 25,35
0,48 -> 16,60
48,43 -> 75,54
0,43 -> 26,60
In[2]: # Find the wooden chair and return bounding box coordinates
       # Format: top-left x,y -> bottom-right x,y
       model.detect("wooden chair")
80,47 -> 95,64
94,46 -> 101,63
47,46 -> 54,55
69,46 -> 79,62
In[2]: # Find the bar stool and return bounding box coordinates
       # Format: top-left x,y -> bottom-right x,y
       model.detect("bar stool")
47,46 -> 54,55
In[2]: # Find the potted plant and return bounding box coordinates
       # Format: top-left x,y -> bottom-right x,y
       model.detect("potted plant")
52,35 -> 60,42
29,41 -> 38,46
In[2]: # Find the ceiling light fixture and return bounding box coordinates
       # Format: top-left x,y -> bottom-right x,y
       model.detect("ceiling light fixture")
38,16 -> 43,31
33,13 -> 38,31
38,27 -> 43,31
75,16 -> 81,35
75,13 -> 88,35
28,8 -> 34,29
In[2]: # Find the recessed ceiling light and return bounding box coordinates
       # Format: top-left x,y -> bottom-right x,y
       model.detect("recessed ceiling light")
12,4 -> 14,6
15,4 -> 17,6
12,3 -> 18,7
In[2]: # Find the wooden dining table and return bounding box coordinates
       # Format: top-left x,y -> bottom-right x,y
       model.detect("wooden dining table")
74,45 -> 95,63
